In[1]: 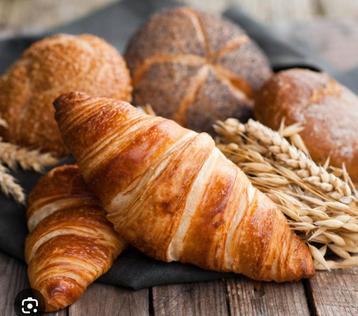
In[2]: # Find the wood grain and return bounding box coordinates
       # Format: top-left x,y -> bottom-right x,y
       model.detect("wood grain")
226,277 -> 310,316
307,268 -> 358,316
69,283 -> 149,316
152,281 -> 228,316
0,251 -> 67,316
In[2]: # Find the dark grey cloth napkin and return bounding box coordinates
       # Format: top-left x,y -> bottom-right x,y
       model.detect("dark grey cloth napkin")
0,0 -> 357,290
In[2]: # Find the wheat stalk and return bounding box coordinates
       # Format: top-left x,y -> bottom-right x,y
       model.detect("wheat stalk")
215,118 -> 358,270
0,136 -> 58,203
137,104 -> 156,116
217,119 -> 355,203
0,138 -> 58,172
0,163 -> 25,204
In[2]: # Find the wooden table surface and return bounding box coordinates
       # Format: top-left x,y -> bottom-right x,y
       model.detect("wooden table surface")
1,251 -> 357,316
1,1 -> 358,316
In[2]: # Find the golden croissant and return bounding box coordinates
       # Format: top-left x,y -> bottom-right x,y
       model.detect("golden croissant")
25,165 -> 126,311
54,92 -> 314,282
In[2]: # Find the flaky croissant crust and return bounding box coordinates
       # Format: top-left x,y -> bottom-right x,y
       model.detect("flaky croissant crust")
25,165 -> 125,311
55,92 -> 314,282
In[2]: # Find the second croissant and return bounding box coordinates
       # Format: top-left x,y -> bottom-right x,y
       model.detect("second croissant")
25,165 -> 126,311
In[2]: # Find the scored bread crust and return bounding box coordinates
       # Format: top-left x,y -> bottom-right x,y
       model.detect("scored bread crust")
125,7 -> 272,133
254,68 -> 358,184
0,34 -> 132,156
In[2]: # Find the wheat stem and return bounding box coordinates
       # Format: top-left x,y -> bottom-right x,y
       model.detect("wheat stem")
215,118 -> 358,270
0,163 -> 25,204
0,139 -> 58,172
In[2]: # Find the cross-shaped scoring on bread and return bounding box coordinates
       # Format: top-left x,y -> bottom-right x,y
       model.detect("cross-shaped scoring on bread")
125,7 -> 272,133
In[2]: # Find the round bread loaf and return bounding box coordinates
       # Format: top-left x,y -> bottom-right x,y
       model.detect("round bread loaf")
125,7 -> 272,133
255,68 -> 358,184
0,34 -> 132,156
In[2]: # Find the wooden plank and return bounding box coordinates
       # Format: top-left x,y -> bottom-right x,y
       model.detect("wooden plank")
69,283 -> 149,316
0,0 -> 13,25
226,277 -> 310,316
0,251 -> 67,316
0,0 -> 15,38
307,268 -> 358,316
152,281 -> 228,316
0,251 -> 30,316
0,0 -> 116,36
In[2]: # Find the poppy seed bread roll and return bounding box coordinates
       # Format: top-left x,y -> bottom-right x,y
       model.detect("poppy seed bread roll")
125,7 -> 272,133
254,68 -> 358,184
0,34 -> 132,156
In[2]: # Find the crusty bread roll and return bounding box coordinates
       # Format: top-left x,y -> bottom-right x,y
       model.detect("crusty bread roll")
0,34 -> 132,156
254,68 -> 358,184
125,7 -> 272,133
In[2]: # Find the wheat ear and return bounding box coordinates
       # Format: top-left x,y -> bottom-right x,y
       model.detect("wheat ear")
0,163 -> 25,204
0,139 -> 58,172
218,119 -> 355,203
215,118 -> 358,270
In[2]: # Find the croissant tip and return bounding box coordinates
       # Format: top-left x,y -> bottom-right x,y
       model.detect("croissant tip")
53,91 -> 90,111
39,278 -> 83,312
288,237 -> 316,280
